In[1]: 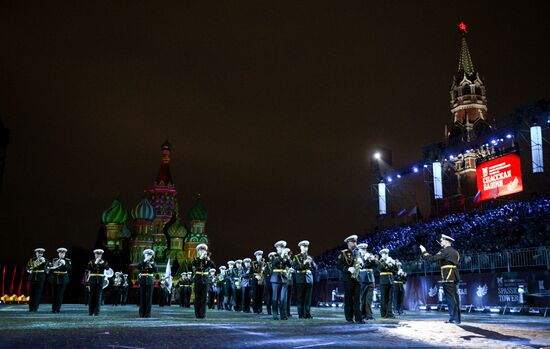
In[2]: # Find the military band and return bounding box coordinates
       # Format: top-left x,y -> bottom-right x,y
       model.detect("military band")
48,247 -> 71,313
420,234 -> 461,324
17,233 -> 462,327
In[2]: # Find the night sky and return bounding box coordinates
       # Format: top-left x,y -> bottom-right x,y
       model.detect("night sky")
1,2 -> 549,266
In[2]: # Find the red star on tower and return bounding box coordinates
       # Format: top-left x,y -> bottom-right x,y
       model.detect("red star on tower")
458,21 -> 467,33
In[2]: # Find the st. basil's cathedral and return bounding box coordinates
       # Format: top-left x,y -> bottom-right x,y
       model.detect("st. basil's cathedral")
97,141 -> 208,280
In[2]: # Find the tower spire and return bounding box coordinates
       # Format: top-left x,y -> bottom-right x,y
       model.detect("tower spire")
457,22 -> 474,75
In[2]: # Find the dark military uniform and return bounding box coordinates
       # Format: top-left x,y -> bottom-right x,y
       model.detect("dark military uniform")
207,273 -> 218,309
48,257 -> 72,313
270,254 -> 291,320
26,256 -> 48,311
223,267 -> 235,310
336,248 -> 362,322
112,274 -> 122,306
285,263 -> 294,317
422,246 -> 461,323
264,260 -> 273,315
86,259 -> 109,316
359,256 -> 376,320
192,256 -> 216,318
137,260 -> 158,318
393,272 -> 407,315
178,277 -> 192,307
216,272 -> 226,310
292,252 -> 317,319
378,257 -> 398,318
121,276 -> 129,305
241,266 -> 253,313
232,267 -> 243,311
158,278 -> 170,307
250,259 -> 266,314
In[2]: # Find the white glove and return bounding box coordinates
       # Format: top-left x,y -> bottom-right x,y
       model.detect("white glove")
419,245 -> 426,253
60,259 -> 66,265
348,267 -> 356,274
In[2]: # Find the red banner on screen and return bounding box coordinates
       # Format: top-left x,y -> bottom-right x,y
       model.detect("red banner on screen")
476,153 -> 523,201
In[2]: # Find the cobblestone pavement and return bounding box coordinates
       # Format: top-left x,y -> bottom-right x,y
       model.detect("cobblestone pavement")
0,304 -> 548,348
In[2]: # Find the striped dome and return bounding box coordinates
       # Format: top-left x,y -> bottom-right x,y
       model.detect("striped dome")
167,218 -> 187,238
131,199 -> 155,221
101,199 -> 128,225
188,196 -> 207,221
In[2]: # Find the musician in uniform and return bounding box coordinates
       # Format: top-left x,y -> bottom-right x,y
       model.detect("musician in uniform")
284,248 -> 294,318
264,252 -> 276,315
112,272 -> 123,306
26,248 -> 48,312
224,261 -> 235,310
270,240 -> 292,320
233,259 -> 244,311
393,260 -> 407,315
293,240 -> 317,319
85,249 -> 109,316
357,243 -> 377,320
177,272 -> 190,307
158,274 -> 170,307
47,247 -> 71,313
420,234 -> 461,324
192,243 -> 216,318
216,266 -> 227,310
336,235 -> 364,323
137,249 -> 158,318
378,248 -> 397,319
186,271 -> 193,306
241,258 -> 253,313
121,274 -> 129,305
250,250 -> 266,314
207,268 -> 218,309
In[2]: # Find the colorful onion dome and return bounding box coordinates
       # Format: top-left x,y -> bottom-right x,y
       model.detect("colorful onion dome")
131,198 -> 156,221
188,195 -> 207,221
101,199 -> 128,225
119,224 -> 132,238
167,218 -> 187,238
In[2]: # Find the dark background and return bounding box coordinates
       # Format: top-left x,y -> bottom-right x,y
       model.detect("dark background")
1,1 -> 549,266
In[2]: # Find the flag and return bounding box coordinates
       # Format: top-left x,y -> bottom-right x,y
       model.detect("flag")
473,191 -> 481,203
408,206 -> 418,216
397,208 -> 408,217
165,256 -> 172,294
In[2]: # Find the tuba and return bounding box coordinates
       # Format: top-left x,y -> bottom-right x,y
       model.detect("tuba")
103,268 -> 114,289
